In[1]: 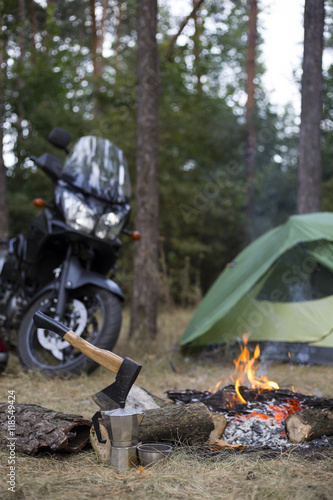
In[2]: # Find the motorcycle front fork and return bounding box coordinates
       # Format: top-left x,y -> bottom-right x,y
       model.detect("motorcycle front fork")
54,246 -> 72,320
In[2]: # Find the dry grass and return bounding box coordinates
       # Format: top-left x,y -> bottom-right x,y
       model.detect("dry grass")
1,446 -> 333,500
1,306 -> 333,499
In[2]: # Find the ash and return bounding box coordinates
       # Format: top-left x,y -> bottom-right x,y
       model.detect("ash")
223,401 -> 289,449
223,415 -> 287,448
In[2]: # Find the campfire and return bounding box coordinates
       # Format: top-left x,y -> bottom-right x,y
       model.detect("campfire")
167,335 -> 333,449
2,335 -> 332,461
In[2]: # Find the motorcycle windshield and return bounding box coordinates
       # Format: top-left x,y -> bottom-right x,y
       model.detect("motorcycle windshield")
63,136 -> 131,202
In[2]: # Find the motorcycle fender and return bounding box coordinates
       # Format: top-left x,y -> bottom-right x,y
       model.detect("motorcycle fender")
34,258 -> 124,302
65,257 -> 124,300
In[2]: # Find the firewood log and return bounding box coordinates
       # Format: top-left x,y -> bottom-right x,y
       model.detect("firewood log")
139,402 -> 215,444
90,421 -> 111,463
285,408 -> 333,443
0,403 -> 91,455
208,413 -> 227,446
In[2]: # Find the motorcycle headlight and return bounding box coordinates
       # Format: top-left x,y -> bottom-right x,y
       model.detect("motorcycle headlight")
61,190 -> 95,233
95,209 -> 127,241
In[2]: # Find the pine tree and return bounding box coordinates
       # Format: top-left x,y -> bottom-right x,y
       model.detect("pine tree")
129,0 -> 160,339
297,0 -> 325,213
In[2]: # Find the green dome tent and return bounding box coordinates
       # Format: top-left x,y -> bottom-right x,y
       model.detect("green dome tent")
180,213 -> 333,365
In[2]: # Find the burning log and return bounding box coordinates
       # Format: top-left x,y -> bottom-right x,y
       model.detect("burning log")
166,387 -> 333,413
0,403 -> 91,455
285,408 -> 333,443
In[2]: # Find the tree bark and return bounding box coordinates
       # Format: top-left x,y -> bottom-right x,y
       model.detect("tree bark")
17,0 -> 26,127
114,1 -> 123,71
90,0 -> 98,77
130,0 -> 160,339
193,0 -> 204,95
285,408 -> 333,443
29,0 -> 36,50
139,402 -> 214,444
0,403 -> 91,455
245,0 -> 257,220
0,4 -> 9,242
0,111 -> 8,241
90,0 -> 105,116
90,0 -> 105,80
297,0 -> 325,214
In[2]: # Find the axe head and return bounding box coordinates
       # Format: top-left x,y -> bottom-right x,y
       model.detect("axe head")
92,357 -> 142,410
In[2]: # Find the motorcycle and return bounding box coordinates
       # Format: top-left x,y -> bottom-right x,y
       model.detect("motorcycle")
0,127 -> 139,376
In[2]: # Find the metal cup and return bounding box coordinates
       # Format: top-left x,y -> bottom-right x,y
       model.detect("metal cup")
137,443 -> 173,466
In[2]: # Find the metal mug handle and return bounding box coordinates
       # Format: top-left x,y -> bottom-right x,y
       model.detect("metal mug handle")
92,411 -> 107,444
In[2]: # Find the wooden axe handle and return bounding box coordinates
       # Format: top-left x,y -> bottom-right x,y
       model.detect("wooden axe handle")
63,330 -> 123,373
33,310 -> 123,374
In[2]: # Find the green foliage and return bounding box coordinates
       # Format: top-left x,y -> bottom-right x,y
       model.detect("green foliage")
158,64 -> 247,291
1,0 -> 299,301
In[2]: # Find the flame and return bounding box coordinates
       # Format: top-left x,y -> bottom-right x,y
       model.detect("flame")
235,379 -> 247,404
233,333 -> 279,404
211,379 -> 224,393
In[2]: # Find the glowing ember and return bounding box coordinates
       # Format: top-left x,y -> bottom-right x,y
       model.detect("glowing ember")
235,399 -> 302,425
268,399 -> 302,422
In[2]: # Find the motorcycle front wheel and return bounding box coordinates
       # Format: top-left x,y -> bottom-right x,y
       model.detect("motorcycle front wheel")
17,285 -> 122,376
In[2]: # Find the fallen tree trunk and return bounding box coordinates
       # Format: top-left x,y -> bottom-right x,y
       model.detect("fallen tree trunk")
285,408 -> 333,443
90,402 -> 215,462
0,403 -> 91,455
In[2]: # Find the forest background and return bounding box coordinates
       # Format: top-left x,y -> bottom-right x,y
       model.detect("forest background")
1,0 -> 333,318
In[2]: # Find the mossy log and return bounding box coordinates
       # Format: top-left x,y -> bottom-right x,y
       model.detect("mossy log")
0,403 -> 91,455
285,408 -> 333,443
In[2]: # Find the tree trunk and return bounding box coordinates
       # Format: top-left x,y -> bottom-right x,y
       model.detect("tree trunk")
114,1 -> 123,71
29,0 -> 36,50
0,5 -> 9,242
285,408 -> 333,443
17,0 -> 26,127
0,403 -> 91,455
90,0 -> 98,76
193,0 -> 204,95
130,0 -> 160,339
0,112 -> 8,242
90,0 -> 104,116
297,0 -> 325,214
245,0 -> 257,220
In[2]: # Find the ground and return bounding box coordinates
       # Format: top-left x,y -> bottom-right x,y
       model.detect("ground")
0,307 -> 332,499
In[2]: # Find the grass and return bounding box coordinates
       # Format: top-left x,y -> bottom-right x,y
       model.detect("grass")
0,307 -> 333,499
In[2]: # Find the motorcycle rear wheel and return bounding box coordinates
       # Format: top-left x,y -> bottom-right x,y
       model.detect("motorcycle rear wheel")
0,338 -> 9,375
17,285 -> 122,376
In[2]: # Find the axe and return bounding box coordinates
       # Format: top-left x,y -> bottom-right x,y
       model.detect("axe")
33,310 -> 142,410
